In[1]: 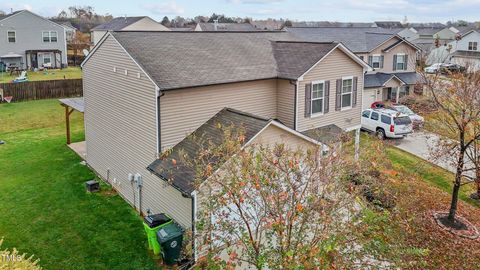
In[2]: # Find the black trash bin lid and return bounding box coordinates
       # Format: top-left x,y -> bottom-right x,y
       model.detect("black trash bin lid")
144,213 -> 171,228
156,222 -> 184,244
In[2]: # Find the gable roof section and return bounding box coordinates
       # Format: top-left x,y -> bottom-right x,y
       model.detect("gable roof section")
375,21 -> 404,28
381,36 -> 422,52
365,72 -> 422,88
84,31 -> 369,91
92,16 -> 146,31
147,108 -> 320,196
0,10 -> 23,22
272,41 -> 338,79
285,27 -> 401,53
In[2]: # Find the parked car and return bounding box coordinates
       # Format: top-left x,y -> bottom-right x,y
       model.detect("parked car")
441,63 -> 466,74
370,101 -> 385,109
390,104 -> 424,129
361,108 -> 413,139
424,63 -> 443,74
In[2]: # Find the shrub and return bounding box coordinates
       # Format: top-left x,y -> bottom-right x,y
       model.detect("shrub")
0,239 -> 42,270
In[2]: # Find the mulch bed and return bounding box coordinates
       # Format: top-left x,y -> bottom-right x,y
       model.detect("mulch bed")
432,211 -> 480,239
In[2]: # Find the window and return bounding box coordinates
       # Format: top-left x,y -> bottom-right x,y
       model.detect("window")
468,42 -> 478,51
7,31 -> 16,43
341,78 -> 353,109
371,112 -> 379,121
398,86 -> 410,99
396,54 -> 406,70
381,115 -> 391,125
362,110 -> 371,118
43,55 -> 51,64
311,82 -> 324,114
42,31 -> 58,42
372,55 -> 382,69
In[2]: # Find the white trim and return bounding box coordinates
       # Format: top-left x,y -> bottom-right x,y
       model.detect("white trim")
382,75 -> 405,87
345,124 -> 362,132
42,30 -> 58,43
7,30 -> 16,43
192,190 -> 198,262
155,86 -> 160,155
340,77 -> 354,109
370,34 -> 421,54
310,80 -> 325,116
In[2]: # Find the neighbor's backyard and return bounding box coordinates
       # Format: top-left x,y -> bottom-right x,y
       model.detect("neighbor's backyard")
0,99 -> 158,270
0,67 -> 82,83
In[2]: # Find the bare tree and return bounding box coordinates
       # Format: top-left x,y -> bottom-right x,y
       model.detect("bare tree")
422,67 -> 480,224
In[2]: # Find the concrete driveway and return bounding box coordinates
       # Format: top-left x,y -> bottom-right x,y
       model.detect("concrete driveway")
391,131 -> 475,178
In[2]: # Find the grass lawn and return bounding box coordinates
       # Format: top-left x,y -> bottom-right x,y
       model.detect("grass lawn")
0,67 -> 82,83
0,99 -> 158,270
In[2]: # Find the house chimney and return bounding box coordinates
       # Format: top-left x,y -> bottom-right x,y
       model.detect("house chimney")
213,19 -> 219,31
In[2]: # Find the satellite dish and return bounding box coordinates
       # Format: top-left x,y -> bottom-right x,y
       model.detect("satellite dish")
82,49 -> 89,57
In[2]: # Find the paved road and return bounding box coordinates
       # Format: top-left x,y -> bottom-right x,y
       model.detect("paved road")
392,131 -> 475,178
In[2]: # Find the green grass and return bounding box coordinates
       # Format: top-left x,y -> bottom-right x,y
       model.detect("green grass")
0,67 -> 82,83
386,146 -> 480,207
0,99 -> 158,269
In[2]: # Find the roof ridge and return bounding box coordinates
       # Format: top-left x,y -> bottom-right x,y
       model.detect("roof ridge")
274,40 -> 336,45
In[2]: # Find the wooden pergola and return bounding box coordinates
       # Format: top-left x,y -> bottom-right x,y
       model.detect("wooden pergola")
59,98 -> 84,144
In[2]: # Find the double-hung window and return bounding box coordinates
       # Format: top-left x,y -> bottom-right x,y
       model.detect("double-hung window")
341,78 -> 353,109
311,81 -> 325,115
396,54 -> 406,70
468,42 -> 478,51
372,55 -> 382,68
7,31 -> 16,43
42,31 -> 58,42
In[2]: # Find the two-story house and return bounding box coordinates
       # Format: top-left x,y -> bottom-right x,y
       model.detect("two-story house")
81,31 -> 370,259
285,27 -> 422,108
0,10 -> 68,70
90,16 -> 170,46
448,29 -> 480,71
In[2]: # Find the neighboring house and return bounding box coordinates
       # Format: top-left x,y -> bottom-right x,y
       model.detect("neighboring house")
90,16 -> 170,45
291,21 -> 376,28
81,31 -> 370,258
374,21 -> 404,28
0,10 -> 68,69
286,27 -> 422,108
194,22 -> 258,31
51,19 -> 78,42
429,30 -> 480,71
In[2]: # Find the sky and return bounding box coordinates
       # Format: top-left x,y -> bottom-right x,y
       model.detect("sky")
1,0 -> 479,23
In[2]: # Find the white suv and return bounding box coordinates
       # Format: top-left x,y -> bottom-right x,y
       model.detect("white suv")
361,108 -> 413,139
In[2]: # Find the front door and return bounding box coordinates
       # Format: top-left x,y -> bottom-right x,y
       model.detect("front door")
30,53 -> 38,69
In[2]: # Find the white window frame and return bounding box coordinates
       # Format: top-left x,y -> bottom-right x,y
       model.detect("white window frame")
7,30 -> 16,43
311,80 -> 325,117
43,54 -> 52,64
341,76 -> 353,111
468,41 -> 478,51
42,31 -> 58,43
372,54 -> 382,69
396,53 -> 406,70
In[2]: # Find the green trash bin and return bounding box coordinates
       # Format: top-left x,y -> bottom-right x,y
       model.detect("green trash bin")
143,213 -> 172,255
156,222 -> 184,266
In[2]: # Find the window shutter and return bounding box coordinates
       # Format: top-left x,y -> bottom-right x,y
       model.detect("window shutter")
305,83 -> 312,118
335,79 -> 342,111
380,55 -> 384,68
393,55 -> 397,71
352,77 -> 358,107
368,55 -> 373,66
324,80 -> 330,114
404,55 -> 408,70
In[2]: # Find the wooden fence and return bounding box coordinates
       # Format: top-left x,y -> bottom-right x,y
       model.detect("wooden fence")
0,79 -> 83,102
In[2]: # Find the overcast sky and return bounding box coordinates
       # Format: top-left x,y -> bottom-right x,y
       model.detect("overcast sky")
1,0 -> 479,23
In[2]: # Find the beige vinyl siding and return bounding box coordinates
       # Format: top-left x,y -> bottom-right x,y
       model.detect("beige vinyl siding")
384,77 -> 403,88
91,30 -> 108,46
122,17 -> 171,31
160,79 -> 278,149
251,124 -> 316,149
83,35 -> 192,228
298,48 -> 364,132
369,37 -> 417,73
276,79 -> 295,129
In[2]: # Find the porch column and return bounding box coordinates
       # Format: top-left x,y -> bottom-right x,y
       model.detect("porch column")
64,105 -> 74,144
396,87 -> 400,102
354,128 -> 360,161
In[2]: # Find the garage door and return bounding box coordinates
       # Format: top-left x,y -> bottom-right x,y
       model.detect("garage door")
363,89 -> 377,109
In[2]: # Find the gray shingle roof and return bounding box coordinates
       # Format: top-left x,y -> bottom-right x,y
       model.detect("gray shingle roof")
110,31 -> 347,90
451,50 -> 480,59
292,21 -> 376,28
286,27 -> 400,53
92,16 -> 146,31
302,124 -> 343,144
374,21 -> 404,28
272,41 -> 338,79
197,23 -> 258,31
147,108 -> 272,196
415,27 -> 444,35
365,72 -> 422,88
0,10 -> 23,21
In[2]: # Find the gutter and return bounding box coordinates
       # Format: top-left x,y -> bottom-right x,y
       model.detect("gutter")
156,87 -> 165,156
289,80 -> 298,130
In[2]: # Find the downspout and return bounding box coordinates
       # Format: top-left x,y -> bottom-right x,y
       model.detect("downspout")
191,191 -> 197,263
289,80 -> 298,130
